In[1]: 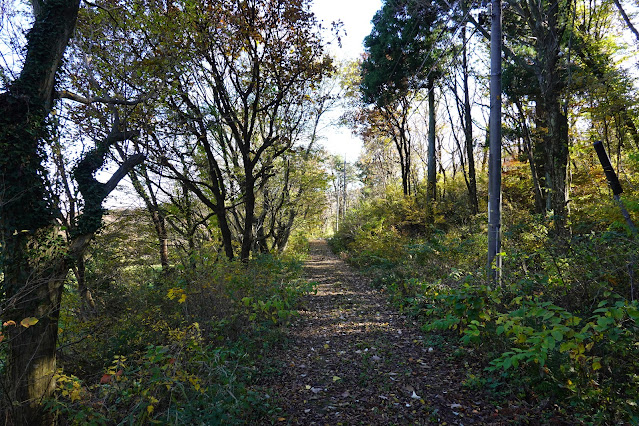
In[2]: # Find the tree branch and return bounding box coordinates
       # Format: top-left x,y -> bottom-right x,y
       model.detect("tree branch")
613,0 -> 639,45
57,89 -> 150,106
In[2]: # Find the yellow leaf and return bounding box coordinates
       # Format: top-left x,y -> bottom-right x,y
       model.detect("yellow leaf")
3,320 -> 16,327
147,405 -> 154,415
178,293 -> 187,304
20,317 -> 39,328
323,344 -> 329,349
332,376 -> 341,382
70,388 -> 81,402
592,361 -> 602,371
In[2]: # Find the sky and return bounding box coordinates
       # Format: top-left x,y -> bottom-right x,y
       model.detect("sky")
311,0 -> 383,162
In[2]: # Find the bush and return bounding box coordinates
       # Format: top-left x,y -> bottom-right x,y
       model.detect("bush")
53,249 -> 314,423
333,187 -> 639,422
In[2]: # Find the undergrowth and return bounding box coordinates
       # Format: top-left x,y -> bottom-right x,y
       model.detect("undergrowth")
49,246 -> 315,424
329,179 -> 639,423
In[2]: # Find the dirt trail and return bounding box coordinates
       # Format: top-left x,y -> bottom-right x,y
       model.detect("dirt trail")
260,240 -> 519,425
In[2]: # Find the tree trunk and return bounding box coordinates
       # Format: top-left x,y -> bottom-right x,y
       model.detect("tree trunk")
530,0 -> 570,235
0,1 -> 80,423
241,173 -> 256,261
275,211 -> 296,254
545,97 -> 569,233
462,26 -> 478,215
3,234 -> 67,425
426,76 -> 437,219
212,199 -> 235,260
74,254 -> 97,318
514,98 -> 545,213
126,166 -> 171,271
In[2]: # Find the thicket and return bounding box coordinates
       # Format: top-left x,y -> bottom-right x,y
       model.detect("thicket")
329,160 -> 639,423
20,217 -> 317,424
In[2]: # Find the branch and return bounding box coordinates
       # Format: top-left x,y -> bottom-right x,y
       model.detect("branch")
73,110 -> 142,236
613,0 -> 639,45
15,0 -> 80,112
103,153 -> 145,197
453,1 -> 536,74
159,158 -> 220,212
68,152 -> 144,259
57,89 -> 150,106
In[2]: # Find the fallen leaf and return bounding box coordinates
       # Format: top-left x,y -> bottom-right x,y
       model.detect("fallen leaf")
332,376 -> 341,382
411,391 -> 420,399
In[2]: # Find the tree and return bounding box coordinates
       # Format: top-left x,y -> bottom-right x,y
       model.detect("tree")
0,2 -> 145,423
459,23 -> 479,214
361,0 -> 442,200
151,0 -> 333,260
493,0 -> 638,233
65,0 -> 180,272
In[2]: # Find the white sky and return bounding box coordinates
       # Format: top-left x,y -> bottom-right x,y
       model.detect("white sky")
312,0 -> 382,162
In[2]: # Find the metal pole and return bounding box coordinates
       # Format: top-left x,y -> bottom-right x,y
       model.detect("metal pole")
343,158 -> 347,214
487,0 -> 503,283
334,173 -> 340,232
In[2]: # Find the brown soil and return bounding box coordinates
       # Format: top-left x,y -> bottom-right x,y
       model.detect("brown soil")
258,240 -> 544,425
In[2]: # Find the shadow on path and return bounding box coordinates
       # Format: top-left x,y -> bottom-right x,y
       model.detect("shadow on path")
259,240 -> 520,425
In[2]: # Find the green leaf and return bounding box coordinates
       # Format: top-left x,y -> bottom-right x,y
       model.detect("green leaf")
559,341 -> 575,352
550,330 -> 563,341
502,357 -> 512,370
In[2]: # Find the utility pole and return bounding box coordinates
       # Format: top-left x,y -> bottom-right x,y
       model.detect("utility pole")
343,158 -> 347,215
335,172 -> 340,232
487,0 -> 503,283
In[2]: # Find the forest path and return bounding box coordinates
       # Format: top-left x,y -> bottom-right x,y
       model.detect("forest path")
258,240 -> 516,425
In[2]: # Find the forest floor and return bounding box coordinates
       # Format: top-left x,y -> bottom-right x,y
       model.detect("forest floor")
257,240 -> 551,425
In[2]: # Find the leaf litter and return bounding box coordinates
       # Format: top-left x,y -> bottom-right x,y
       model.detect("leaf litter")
256,240 -> 545,425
